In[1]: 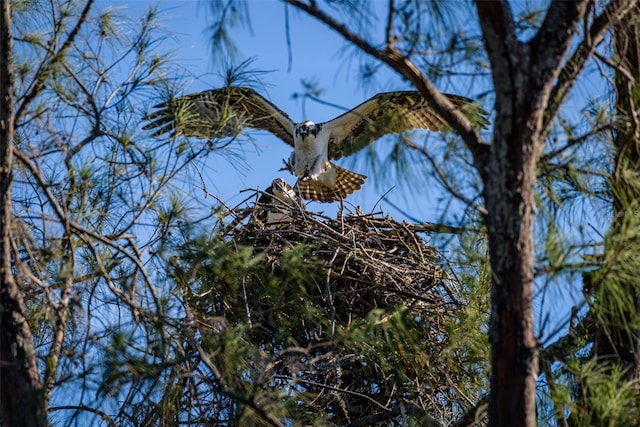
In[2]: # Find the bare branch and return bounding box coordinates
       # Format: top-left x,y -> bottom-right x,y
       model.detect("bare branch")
195,341 -> 285,427
401,139 -> 488,216
15,0 -> 94,123
540,124 -> 614,164
49,405 -> 118,427
274,374 -> 393,413
385,0 -> 396,51
13,147 -> 162,316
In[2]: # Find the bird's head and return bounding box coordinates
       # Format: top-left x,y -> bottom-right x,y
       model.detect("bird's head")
295,120 -> 317,141
272,178 -> 288,194
271,178 -> 297,203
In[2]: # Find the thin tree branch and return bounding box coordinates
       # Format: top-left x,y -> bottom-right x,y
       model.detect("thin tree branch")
540,124 -> 614,164
49,405 -> 117,427
539,315 -> 594,366
13,148 -> 162,316
385,0 -> 395,51
273,375 -> 393,413
450,395 -> 489,427
42,238 -> 74,401
402,139 -> 488,216
195,342 -> 285,427
14,0 -> 94,123
345,403 -> 439,427
594,50 -> 636,84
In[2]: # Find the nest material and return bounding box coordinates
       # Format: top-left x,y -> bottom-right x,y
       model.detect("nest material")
223,192 -> 457,319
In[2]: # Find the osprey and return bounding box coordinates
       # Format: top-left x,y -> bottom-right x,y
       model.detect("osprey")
253,178 -> 301,226
144,86 -> 488,202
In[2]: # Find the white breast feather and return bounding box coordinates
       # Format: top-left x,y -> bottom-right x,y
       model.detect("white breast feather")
293,127 -> 330,179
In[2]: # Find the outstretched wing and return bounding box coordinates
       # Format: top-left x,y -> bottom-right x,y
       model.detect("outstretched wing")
324,91 -> 489,160
143,86 -> 295,146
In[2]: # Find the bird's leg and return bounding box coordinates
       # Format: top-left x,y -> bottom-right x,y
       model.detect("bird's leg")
279,158 -> 293,173
338,199 -> 345,233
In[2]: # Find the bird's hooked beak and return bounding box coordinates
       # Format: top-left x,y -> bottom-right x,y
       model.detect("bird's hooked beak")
297,120 -> 315,141
299,127 -> 308,141
273,178 -> 286,192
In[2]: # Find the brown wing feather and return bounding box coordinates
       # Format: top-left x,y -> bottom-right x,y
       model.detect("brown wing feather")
143,87 -> 295,146
295,164 -> 366,202
325,91 -> 489,160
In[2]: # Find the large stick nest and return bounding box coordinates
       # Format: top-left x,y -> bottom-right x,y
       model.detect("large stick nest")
221,190 -> 459,321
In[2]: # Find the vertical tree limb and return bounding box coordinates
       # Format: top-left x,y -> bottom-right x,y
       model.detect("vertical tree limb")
0,1 -> 46,425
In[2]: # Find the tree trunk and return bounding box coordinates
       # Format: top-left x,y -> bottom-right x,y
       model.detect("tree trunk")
483,72 -> 539,427
0,1 -> 46,425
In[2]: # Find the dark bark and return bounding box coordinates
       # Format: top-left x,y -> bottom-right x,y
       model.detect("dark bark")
0,1 -> 46,426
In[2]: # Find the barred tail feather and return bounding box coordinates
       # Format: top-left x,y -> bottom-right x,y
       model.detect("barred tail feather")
296,163 -> 366,202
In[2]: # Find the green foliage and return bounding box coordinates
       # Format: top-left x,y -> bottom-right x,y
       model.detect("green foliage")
118,221 -> 488,426
589,181 -> 640,358
551,359 -> 640,427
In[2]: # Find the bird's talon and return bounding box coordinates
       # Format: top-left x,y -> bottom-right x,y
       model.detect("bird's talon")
280,158 -> 293,173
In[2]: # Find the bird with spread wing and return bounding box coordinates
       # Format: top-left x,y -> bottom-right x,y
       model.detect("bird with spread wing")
144,86 -> 488,202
